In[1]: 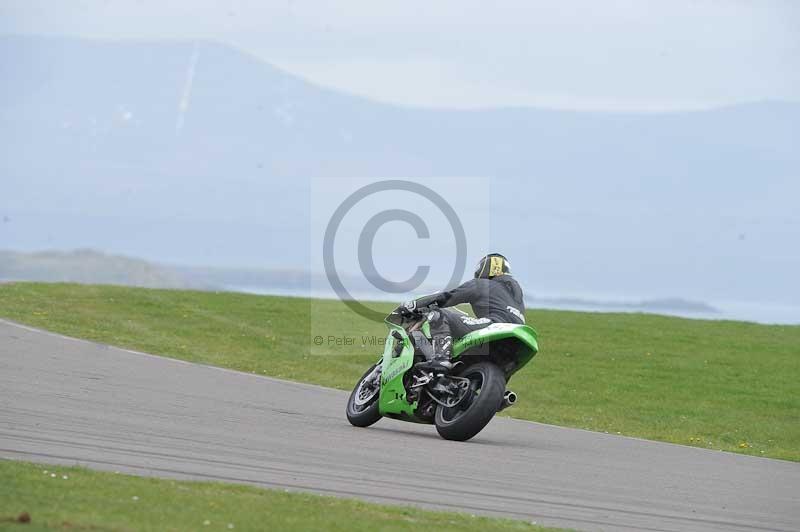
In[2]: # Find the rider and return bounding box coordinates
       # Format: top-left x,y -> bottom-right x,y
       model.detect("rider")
403,253 -> 525,372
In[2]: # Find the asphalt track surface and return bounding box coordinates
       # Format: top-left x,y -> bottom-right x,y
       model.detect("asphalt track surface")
1,319 -> 798,531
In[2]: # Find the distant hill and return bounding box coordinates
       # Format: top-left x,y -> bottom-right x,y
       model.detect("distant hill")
1,35 -> 798,307
1,248 -> 720,318
0,249 -> 187,288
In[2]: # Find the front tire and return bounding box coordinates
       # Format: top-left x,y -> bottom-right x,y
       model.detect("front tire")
434,361 -> 505,441
346,364 -> 382,427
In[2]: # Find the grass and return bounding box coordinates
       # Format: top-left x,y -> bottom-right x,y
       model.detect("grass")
0,460 -> 561,532
1,282 -> 798,461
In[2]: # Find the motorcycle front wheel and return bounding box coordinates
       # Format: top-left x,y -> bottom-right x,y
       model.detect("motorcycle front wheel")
346,363 -> 382,427
434,361 -> 506,441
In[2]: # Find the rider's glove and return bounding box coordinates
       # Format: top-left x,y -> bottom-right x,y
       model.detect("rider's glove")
401,300 -> 417,314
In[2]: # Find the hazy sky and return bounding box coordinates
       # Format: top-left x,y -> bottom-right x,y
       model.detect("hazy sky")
2,0 -> 798,111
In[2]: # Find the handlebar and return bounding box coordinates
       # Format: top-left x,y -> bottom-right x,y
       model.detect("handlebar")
398,302 -> 438,318
399,302 -> 438,332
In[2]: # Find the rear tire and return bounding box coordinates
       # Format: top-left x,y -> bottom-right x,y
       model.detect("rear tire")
434,361 -> 505,441
346,364 -> 382,427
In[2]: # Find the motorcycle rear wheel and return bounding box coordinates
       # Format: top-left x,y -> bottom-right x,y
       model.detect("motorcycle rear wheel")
434,361 -> 505,441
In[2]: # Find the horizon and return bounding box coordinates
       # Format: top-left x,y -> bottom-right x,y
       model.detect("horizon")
2,248 -> 799,326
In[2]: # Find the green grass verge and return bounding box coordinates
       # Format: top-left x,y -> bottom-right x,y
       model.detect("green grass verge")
1,282 -> 798,461
0,460 -> 561,531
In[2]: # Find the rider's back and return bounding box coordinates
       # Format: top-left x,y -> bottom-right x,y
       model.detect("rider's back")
470,275 -> 526,324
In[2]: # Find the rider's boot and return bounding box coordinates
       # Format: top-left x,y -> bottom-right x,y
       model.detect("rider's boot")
415,335 -> 453,373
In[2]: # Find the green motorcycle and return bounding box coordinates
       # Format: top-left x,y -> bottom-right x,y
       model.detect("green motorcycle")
346,304 -> 539,441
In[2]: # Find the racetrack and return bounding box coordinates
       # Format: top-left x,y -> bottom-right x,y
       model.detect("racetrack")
1,319 -> 798,532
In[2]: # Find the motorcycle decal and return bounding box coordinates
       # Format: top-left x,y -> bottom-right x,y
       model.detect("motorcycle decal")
381,360 -> 411,385
475,323 -> 523,335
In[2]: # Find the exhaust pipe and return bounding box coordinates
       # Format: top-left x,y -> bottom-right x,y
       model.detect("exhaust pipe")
500,390 -> 517,411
